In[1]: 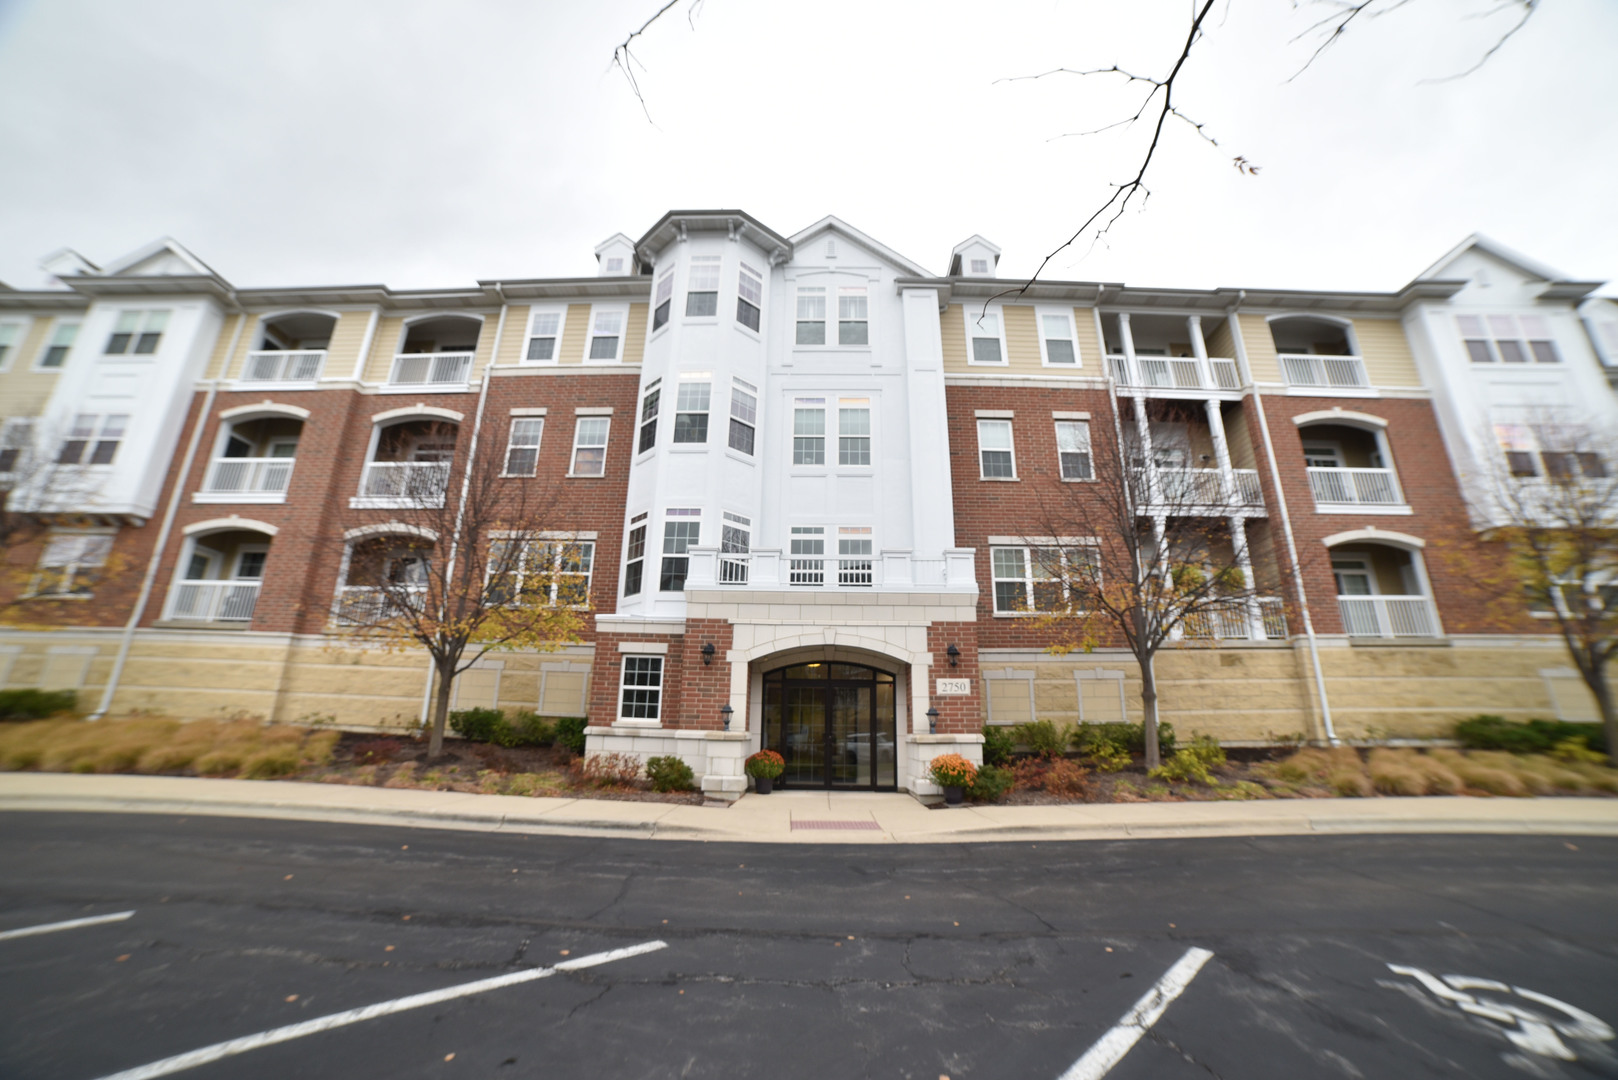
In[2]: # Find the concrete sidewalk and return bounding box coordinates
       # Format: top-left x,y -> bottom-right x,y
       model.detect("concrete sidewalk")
3,772 -> 1617,843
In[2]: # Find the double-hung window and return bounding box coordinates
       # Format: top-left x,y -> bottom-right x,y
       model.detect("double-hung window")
659,510 -> 700,592
59,413 -> 128,466
838,287 -> 868,345
588,309 -> 623,361
729,378 -> 757,455
37,321 -> 79,369
721,512 -> 750,584
1459,314 -> 1560,364
0,320 -> 24,369
503,418 -> 544,476
991,545 -> 1092,614
686,255 -> 721,317
967,311 -> 1004,364
838,399 -> 871,466
977,419 -> 1016,479
789,526 -> 825,585
737,263 -> 763,331
1055,420 -> 1092,480
623,514 -> 648,596
673,379 -> 711,444
619,655 -> 663,721
796,287 -> 827,345
1040,312 -> 1078,365
525,310 -> 563,362
793,399 -> 826,465
487,538 -> 594,606
105,310 -> 169,355
34,532 -> 114,597
638,382 -> 660,454
838,526 -> 873,586
652,269 -> 674,331
570,416 -> 610,476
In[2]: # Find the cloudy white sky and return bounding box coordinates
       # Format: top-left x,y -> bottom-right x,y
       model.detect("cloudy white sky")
0,0 -> 1612,295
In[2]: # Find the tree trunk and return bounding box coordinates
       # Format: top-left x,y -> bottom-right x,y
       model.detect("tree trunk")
1591,664 -> 1617,769
1140,651 -> 1161,771
427,661 -> 455,759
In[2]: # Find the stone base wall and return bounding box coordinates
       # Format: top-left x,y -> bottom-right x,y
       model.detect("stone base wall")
584,724 -> 751,800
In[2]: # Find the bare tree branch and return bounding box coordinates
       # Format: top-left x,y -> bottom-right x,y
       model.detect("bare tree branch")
1421,0 -> 1537,82
610,0 -> 689,124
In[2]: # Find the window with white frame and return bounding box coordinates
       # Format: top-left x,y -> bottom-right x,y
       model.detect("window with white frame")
721,512 -> 750,583
1458,314 -> 1559,365
967,311 -> 1005,364
838,399 -> 871,466
1040,312 -> 1078,365
638,381 -> 660,454
0,320 -> 24,369
652,268 -> 674,331
503,417 -> 544,476
487,537 -> 593,607
525,310 -> 563,362
793,398 -> 826,465
1055,420 -> 1092,480
838,287 -> 868,345
570,416 -> 610,476
795,287 -> 826,345
37,321 -> 79,369
1493,422 -> 1606,480
790,526 -> 824,585
33,531 -> 114,596
729,378 -> 757,455
977,418 -> 1015,478
686,255 -> 721,317
58,413 -> 128,466
623,513 -> 648,596
970,258 -> 989,274
619,654 -> 663,721
105,310 -> 169,355
737,263 -> 763,331
659,509 -> 700,592
587,309 -> 623,361
673,378 -> 711,444
991,545 -> 1094,614
838,526 -> 873,586
605,257 -> 624,273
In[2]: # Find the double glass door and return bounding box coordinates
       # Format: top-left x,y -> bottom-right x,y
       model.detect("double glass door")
762,663 -> 897,790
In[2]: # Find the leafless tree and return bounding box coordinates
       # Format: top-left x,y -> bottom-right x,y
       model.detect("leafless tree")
0,420 -> 119,612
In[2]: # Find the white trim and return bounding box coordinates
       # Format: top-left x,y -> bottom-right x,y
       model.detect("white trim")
343,523 -> 438,541
183,518 -> 279,537
963,304 -> 1010,366
975,409 -> 1014,419
371,404 -> 464,424
1036,305 -> 1082,368
1052,411 -> 1090,421
575,406 -> 614,416
1291,408 -> 1388,429
510,407 -> 548,416
219,402 -> 311,422
1322,528 -> 1425,550
0,316 -> 33,374
31,317 -> 79,372
617,641 -> 669,654
520,304 -> 568,366
585,303 -> 629,364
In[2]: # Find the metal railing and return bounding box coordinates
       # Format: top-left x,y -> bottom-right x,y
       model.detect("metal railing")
203,456 -> 294,495
1259,597 -> 1288,639
242,350 -> 325,382
719,555 -> 749,584
1147,468 -> 1264,508
789,557 -> 824,586
1337,595 -> 1439,638
168,579 -> 260,622
1109,355 -> 1242,391
1279,354 -> 1369,389
1307,466 -> 1402,506
684,548 -> 975,592
389,352 -> 474,386
360,461 -> 450,504
838,557 -> 874,587
334,586 -> 427,624
1180,596 -> 1289,640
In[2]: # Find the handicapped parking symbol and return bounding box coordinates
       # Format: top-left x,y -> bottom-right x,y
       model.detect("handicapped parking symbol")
1383,963 -> 1614,1064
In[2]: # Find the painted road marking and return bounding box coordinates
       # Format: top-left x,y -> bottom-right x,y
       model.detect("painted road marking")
1383,964 -> 1615,1062
0,910 -> 134,942
1057,946 -> 1215,1080
93,939 -> 669,1080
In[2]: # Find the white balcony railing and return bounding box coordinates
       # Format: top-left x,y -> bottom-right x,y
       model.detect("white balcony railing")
1181,596 -> 1288,641
360,461 -> 450,504
1338,595 -> 1439,638
1108,355 -> 1242,391
1307,466 -> 1402,506
203,456 -> 294,496
1146,468 -> 1264,509
1259,597 -> 1288,639
684,548 -> 977,593
389,352 -> 473,386
242,350 -> 325,383
334,586 -> 427,624
1280,354 -> 1369,390
168,579 -> 260,622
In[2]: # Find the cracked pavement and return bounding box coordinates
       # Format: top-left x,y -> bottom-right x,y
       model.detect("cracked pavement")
1,813 -> 1614,1079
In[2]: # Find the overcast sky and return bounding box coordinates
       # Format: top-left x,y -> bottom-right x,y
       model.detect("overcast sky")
0,0 -> 1612,295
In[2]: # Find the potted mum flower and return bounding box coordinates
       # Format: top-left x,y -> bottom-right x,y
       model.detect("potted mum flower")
929,753 -> 978,806
745,749 -> 785,794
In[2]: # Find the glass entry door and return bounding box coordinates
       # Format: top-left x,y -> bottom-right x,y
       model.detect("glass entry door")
761,662 -> 897,791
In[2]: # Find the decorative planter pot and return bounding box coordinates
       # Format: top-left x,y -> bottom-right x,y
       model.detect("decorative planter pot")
943,785 -> 964,806
754,776 -> 774,794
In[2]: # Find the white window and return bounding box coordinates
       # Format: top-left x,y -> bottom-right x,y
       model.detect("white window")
1055,420 -> 1092,480
652,269 -> 674,332
978,419 -> 1015,479
729,378 -> 757,455
105,310 -> 169,356
790,526 -> 825,586
970,258 -> 989,274
0,419 -> 35,473
1332,558 -> 1375,596
1040,312 -> 1078,365
838,287 -> 869,345
795,287 -> 826,345
1303,443 -> 1343,469
793,399 -> 826,465
570,416 -> 610,476
623,513 -> 648,597
1458,314 -> 1559,365
673,378 -> 711,444
525,310 -> 564,363
838,526 -> 873,586
503,418 -> 544,476
721,511 -> 750,583
37,321 -> 79,369
686,255 -> 721,317
34,532 -> 114,596
967,311 -> 1005,364
587,309 -> 624,361
0,320 -> 25,370
605,257 -> 624,273
58,413 -> 128,466
838,399 -> 871,466
488,538 -> 593,607
737,263 -> 763,331
638,381 -> 660,454
619,654 -> 663,721
991,545 -> 1094,614
659,510 -> 700,592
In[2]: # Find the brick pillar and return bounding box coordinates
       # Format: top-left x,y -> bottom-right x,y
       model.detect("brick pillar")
676,618 -> 735,730
925,622 -> 981,735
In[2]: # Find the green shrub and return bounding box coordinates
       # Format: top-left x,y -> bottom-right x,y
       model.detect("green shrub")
240,748 -> 300,778
1150,749 -> 1214,785
448,707 -> 505,743
1553,737 -> 1607,765
1182,734 -> 1225,768
1012,720 -> 1071,759
645,755 -> 696,792
1089,745 -> 1132,773
492,711 -> 553,748
1073,721 -> 1175,758
966,764 -> 1014,802
0,689 -> 77,721
553,716 -> 587,755
981,725 -> 1015,766
1454,715 -> 1607,755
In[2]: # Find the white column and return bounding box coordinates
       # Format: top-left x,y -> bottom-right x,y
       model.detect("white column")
1120,313 -> 1156,503
1205,399 -> 1236,504
1230,516 -> 1264,638
1187,315 -> 1211,388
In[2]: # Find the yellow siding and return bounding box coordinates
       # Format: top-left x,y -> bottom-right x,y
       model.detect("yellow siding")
0,316 -> 61,418
227,314 -> 262,379
1204,317 -> 1235,359
495,304 -> 530,366
1352,317 -> 1423,388
939,304 -> 967,368
622,302 -> 648,364
471,312 -> 499,380
324,310 -> 373,380
363,316 -> 406,383
1071,306 -> 1102,368
559,304 -> 591,365
203,313 -> 240,380
1237,313 -> 1280,384
1002,305 -> 1039,367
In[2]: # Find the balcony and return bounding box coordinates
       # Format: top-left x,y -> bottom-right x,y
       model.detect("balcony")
1280,354 -> 1369,390
357,461 -> 450,506
1307,466 -> 1402,507
1109,355 -> 1241,391
334,586 -> 427,624
166,580 -> 260,623
1180,597 -> 1288,641
687,548 -> 976,593
389,352 -> 473,387
241,350 -> 325,383
1337,595 -> 1439,638
199,457 -> 294,503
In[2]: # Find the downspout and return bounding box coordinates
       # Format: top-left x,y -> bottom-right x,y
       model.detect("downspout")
1228,296 -> 1338,745
418,294 -> 506,726
91,303 -> 246,719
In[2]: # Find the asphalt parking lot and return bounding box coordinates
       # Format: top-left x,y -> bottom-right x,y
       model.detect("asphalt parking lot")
2,812 -> 1614,1079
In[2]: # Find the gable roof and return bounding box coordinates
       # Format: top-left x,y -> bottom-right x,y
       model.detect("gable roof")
99,237 -> 220,278
788,215 -> 932,278
1414,233 -> 1568,284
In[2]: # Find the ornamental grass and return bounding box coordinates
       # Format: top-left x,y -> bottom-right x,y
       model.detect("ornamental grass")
0,715 -> 338,778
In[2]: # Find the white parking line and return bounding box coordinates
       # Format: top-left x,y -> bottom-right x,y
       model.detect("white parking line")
93,939 -> 668,1080
1058,946 -> 1215,1080
0,910 -> 135,942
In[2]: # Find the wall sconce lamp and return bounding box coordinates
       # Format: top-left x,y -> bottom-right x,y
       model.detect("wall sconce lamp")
946,644 -> 960,667
701,642 -> 715,666
926,707 -> 939,735
720,704 -> 734,731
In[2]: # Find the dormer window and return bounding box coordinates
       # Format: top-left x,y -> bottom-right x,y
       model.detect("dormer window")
970,259 -> 989,274
605,257 -> 624,273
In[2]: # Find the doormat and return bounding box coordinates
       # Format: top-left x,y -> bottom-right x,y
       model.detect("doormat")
790,820 -> 882,831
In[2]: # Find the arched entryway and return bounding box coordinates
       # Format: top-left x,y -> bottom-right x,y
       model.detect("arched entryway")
761,661 -> 898,791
